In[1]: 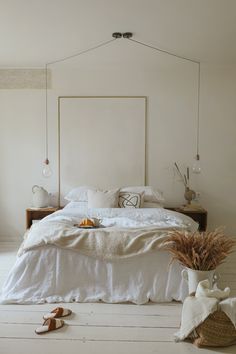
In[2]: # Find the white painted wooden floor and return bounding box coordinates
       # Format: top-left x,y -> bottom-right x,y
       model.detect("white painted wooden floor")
0,242 -> 236,354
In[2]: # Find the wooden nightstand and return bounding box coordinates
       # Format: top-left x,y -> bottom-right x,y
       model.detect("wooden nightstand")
26,207 -> 59,229
166,207 -> 207,231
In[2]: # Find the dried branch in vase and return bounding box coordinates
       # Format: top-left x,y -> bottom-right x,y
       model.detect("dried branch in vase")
174,162 -> 196,204
174,162 -> 187,187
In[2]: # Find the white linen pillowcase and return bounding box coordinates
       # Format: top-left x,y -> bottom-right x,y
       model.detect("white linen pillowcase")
65,186 -> 97,202
65,185 -> 164,204
63,200 -> 162,211
87,189 -> 119,208
120,186 -> 164,203
118,192 -> 144,208
63,201 -> 88,210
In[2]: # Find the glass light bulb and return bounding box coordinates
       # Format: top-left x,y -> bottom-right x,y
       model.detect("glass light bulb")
42,159 -> 52,178
192,155 -> 201,174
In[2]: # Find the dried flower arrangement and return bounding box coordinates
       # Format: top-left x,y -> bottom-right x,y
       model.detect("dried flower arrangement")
174,162 -> 196,205
162,229 -> 236,271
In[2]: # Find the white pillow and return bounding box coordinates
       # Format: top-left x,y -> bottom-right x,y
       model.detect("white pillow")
65,186 -> 97,202
87,189 -> 119,208
120,186 -> 164,203
118,192 -> 144,208
63,201 -> 88,210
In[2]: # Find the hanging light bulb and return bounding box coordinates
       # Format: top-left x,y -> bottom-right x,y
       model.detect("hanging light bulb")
192,154 -> 201,174
42,65 -> 52,178
192,63 -> 201,174
42,158 -> 52,177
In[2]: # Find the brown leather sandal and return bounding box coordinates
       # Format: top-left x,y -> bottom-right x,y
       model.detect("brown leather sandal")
35,318 -> 64,334
43,307 -> 72,320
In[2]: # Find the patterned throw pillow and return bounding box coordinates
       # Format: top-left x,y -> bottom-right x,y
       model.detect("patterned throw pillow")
118,192 -> 143,208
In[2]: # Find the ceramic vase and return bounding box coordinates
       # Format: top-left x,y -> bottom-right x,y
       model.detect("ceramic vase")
182,267 -> 216,294
184,187 -> 196,205
32,185 -> 49,208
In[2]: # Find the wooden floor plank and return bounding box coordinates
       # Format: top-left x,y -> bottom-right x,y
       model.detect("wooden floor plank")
0,323 -> 175,341
0,310 -> 180,327
0,338 -> 235,354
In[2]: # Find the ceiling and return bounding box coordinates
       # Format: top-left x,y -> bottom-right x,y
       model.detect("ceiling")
1,0 -> 236,67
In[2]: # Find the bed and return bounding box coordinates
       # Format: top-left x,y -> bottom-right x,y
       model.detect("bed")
0,203 -> 198,305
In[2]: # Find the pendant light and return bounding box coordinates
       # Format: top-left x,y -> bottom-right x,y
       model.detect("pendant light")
42,158 -> 52,177
193,154 -> 201,174
42,64 -> 52,177
192,62 -> 201,174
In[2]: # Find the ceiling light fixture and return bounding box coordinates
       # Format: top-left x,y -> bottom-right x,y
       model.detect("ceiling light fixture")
122,32 -> 133,39
112,32 -> 122,38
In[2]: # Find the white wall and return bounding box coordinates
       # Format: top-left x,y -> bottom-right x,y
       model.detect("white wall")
0,45 -> 236,239
0,90 -> 46,238
199,64 -> 236,233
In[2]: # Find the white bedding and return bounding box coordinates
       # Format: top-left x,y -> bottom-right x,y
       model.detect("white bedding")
0,207 -> 198,304
34,206 -> 198,230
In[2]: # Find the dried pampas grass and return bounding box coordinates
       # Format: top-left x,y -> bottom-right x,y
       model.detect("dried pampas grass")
162,229 -> 236,271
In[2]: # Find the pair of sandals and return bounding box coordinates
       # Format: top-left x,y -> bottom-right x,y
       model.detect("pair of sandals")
35,307 -> 72,334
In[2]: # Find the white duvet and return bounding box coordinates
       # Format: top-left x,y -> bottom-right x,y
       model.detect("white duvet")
39,205 -> 198,230
19,207 -> 198,260
0,207 -> 198,304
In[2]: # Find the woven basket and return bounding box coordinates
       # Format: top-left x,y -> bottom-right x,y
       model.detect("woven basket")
192,310 -> 236,347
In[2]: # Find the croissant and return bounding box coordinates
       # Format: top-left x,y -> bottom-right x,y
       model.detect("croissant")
79,218 -> 95,227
